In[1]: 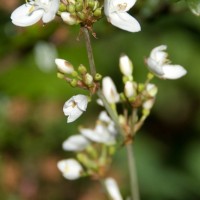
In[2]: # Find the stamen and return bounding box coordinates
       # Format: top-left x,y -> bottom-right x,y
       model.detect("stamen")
117,3 -> 127,11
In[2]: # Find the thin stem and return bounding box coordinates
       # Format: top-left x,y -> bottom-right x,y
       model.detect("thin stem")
82,26 -> 140,200
126,143 -> 140,200
82,27 -> 96,77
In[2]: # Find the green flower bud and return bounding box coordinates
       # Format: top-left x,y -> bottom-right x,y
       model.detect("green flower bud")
59,3 -> 67,12
94,73 -> 102,81
84,73 -> 93,86
57,72 -> 65,79
77,12 -> 86,20
66,3 -> 76,13
71,71 -> 78,77
70,79 -> 77,87
75,2 -> 83,12
93,8 -> 102,17
78,64 -> 87,74
88,0 -> 95,9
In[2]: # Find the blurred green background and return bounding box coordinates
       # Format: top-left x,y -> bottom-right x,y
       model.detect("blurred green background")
0,0 -> 200,199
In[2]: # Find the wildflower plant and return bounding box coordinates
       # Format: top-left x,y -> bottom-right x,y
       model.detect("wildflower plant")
10,0 -> 198,199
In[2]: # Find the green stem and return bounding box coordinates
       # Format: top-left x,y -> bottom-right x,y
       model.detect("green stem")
82,27 -> 96,77
126,143 -> 140,200
82,26 -> 140,200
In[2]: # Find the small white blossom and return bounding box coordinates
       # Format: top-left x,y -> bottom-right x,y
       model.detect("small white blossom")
143,99 -> 155,110
146,45 -> 187,79
124,81 -> 136,98
57,159 -> 83,180
63,94 -> 88,123
119,54 -> 133,76
55,58 -> 74,74
62,135 -> 90,151
61,12 -> 78,25
104,0 -> 141,32
104,177 -> 123,200
80,111 -> 117,145
102,77 -> 119,104
11,0 -> 60,27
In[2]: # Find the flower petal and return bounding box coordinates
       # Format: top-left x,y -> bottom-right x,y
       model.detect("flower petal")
104,178 -> 123,200
112,0 -> 136,12
57,159 -> 83,180
73,95 -> 88,111
62,135 -> 90,151
146,58 -> 164,76
42,0 -> 59,23
109,12 -> 141,32
162,64 -> 187,79
67,107 -> 83,123
11,4 -> 44,27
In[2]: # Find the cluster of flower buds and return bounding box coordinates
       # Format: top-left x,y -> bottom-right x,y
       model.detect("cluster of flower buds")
57,111 -> 117,180
55,58 -> 102,94
59,0 -> 103,28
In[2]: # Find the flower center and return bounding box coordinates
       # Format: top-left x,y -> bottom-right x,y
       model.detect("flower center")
117,3 -> 127,11
26,0 -> 50,14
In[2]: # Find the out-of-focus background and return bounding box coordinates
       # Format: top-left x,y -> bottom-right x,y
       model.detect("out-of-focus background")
0,0 -> 200,199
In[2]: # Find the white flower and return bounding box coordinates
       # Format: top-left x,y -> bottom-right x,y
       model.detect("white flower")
63,94 -> 88,123
102,77 -> 119,104
104,177 -> 123,200
61,12 -> 78,25
11,0 -> 60,27
119,54 -> 133,76
62,135 -> 90,151
146,45 -> 187,79
104,0 -> 141,32
81,124 -> 116,145
55,58 -> 74,74
80,111 -> 117,145
57,159 -> 83,180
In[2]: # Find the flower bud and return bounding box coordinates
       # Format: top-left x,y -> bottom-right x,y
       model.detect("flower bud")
59,3 -> 67,12
146,83 -> 158,97
66,3 -> 76,13
84,73 -> 93,86
124,81 -> 136,98
78,64 -> 87,74
102,77 -> 119,104
94,73 -> 102,81
55,58 -> 74,74
75,2 -> 83,12
93,8 -> 102,17
61,12 -> 78,25
70,79 -> 77,87
143,99 -> 155,110
77,12 -> 86,20
119,54 -> 133,76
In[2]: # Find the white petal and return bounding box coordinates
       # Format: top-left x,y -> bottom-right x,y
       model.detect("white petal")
42,0 -> 60,23
98,111 -> 112,123
146,58 -> 164,76
57,159 -> 83,180
61,12 -> 77,25
73,95 -> 88,111
11,4 -> 44,27
124,81 -> 136,98
62,135 -> 90,151
109,12 -> 141,32
162,64 -> 187,79
55,58 -> 74,74
67,107 -> 83,123
102,77 -> 119,104
104,178 -> 123,200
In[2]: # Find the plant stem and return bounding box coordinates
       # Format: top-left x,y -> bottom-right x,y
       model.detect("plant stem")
82,26 -> 140,200
82,27 -> 96,77
126,143 -> 140,200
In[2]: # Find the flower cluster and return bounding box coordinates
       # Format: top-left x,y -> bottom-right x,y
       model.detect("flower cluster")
57,111 -> 117,179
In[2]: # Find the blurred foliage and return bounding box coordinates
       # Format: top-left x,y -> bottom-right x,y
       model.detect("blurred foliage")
0,0 -> 200,200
